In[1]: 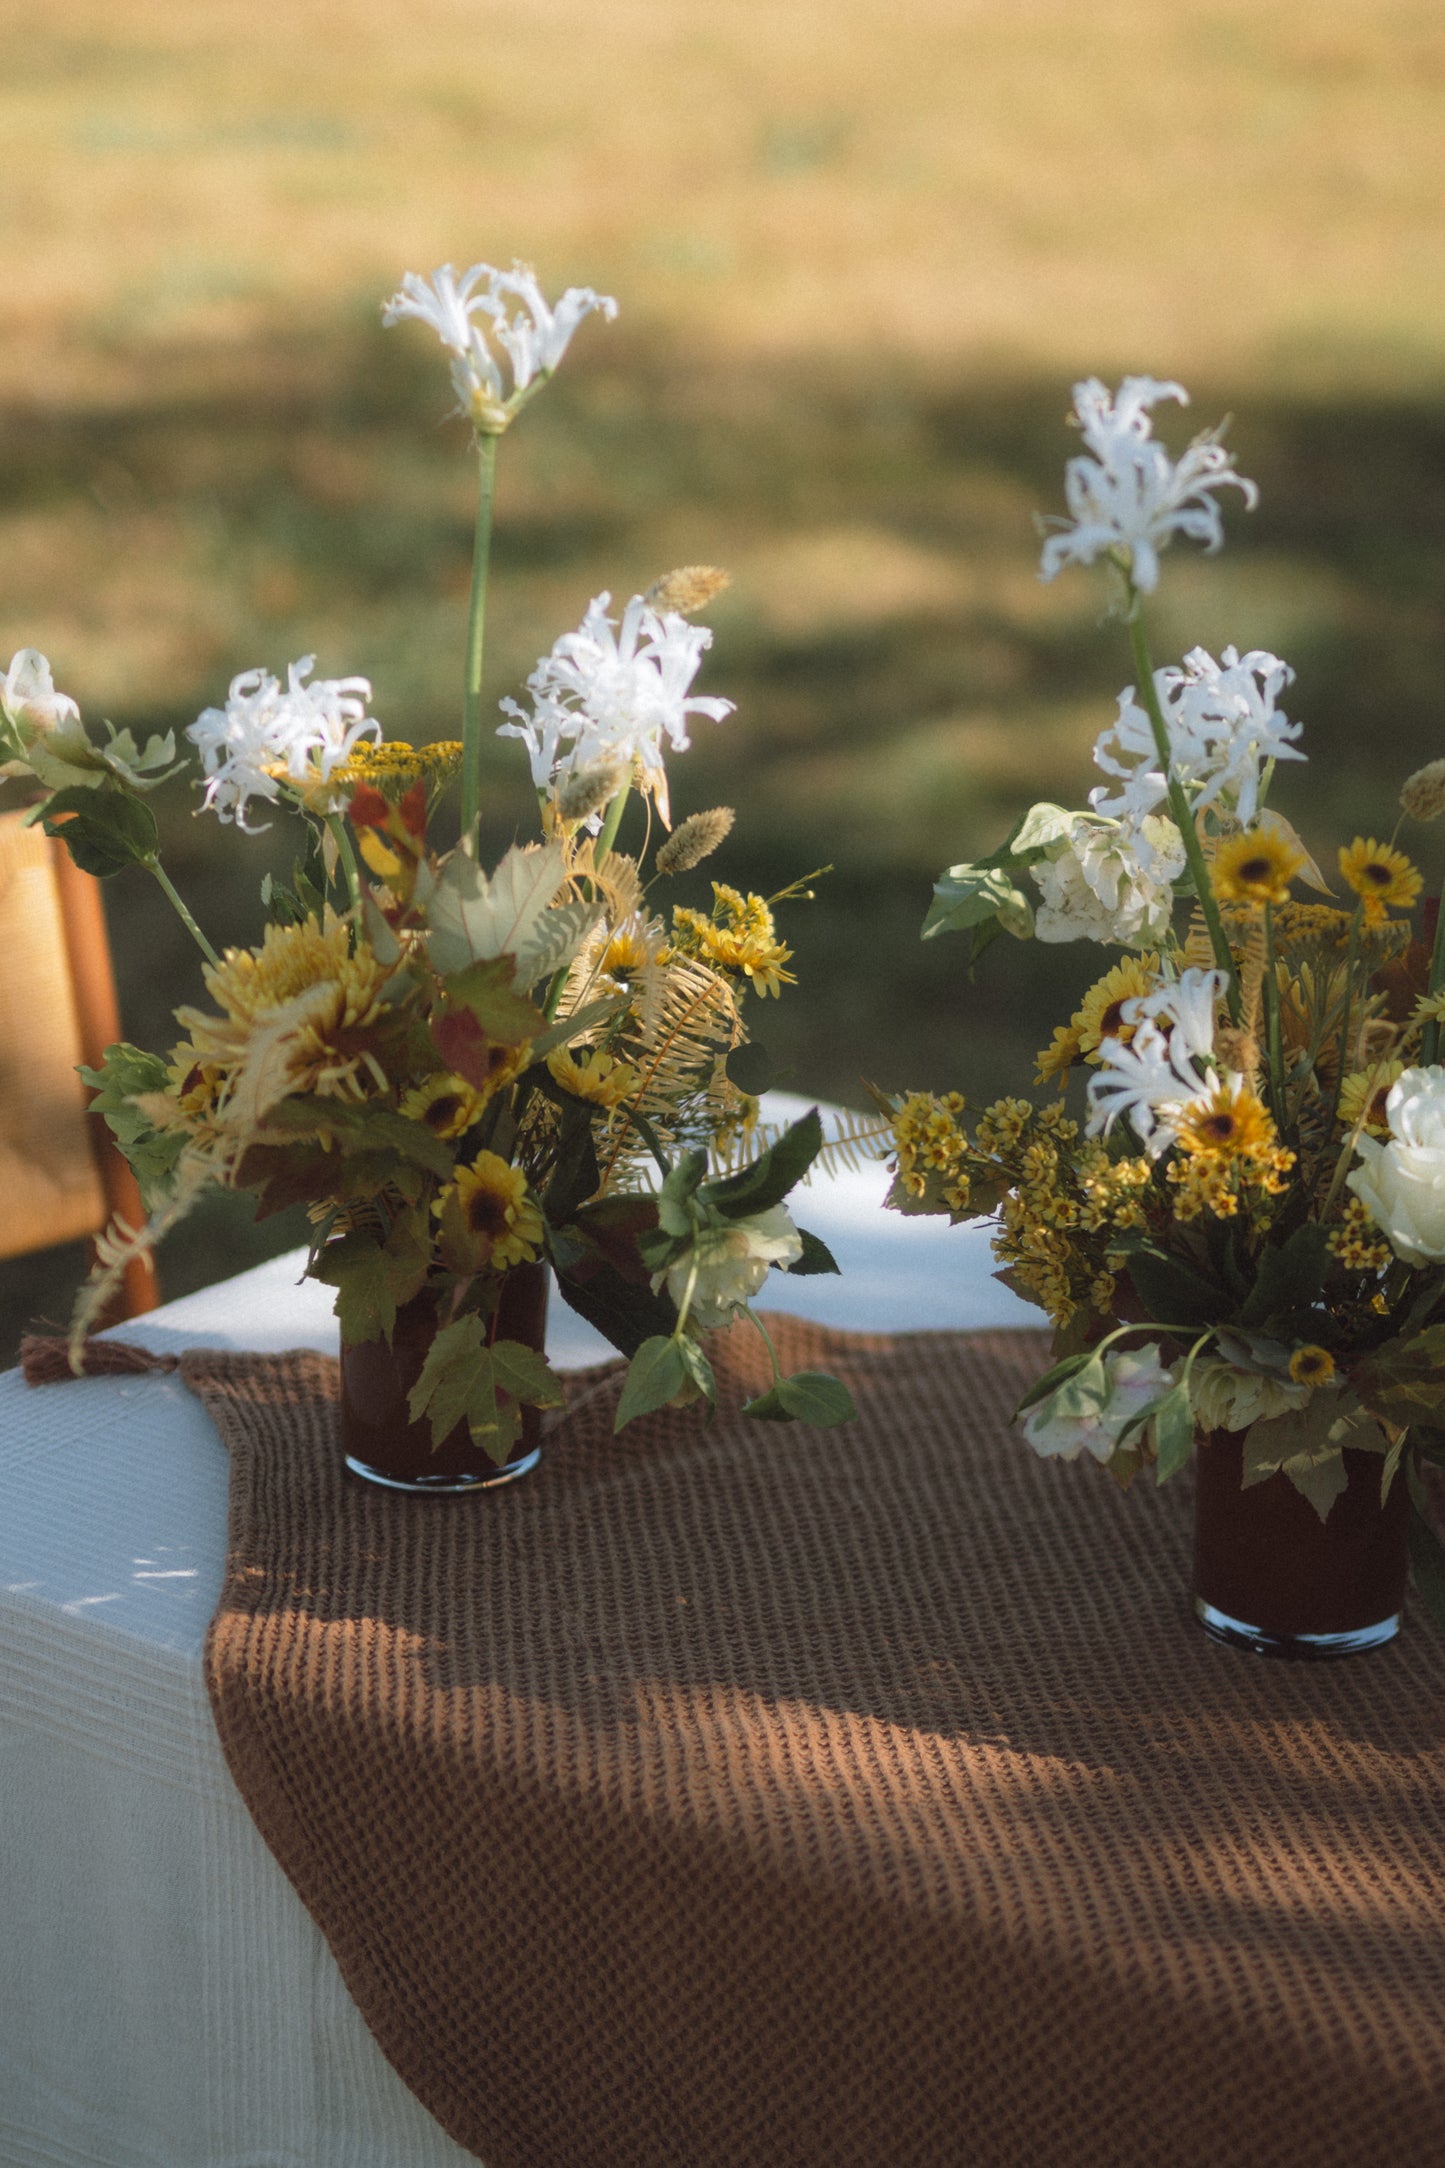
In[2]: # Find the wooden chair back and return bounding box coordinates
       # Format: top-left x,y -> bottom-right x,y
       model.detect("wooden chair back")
0,810 -> 158,1316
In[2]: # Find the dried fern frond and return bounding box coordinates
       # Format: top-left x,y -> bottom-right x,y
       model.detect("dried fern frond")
69,1151 -> 215,1366
1181,905 -> 1218,973
709,1108 -> 895,1182
596,956 -> 743,1189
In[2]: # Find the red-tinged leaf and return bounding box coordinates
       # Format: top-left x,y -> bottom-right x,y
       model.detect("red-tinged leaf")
347,783 -> 390,831
431,1006 -> 495,1090
399,778 -> 427,840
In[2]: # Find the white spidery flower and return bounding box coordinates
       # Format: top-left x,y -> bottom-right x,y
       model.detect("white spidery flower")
497,591 -> 733,827
1091,647 -> 1303,828
382,260 -> 617,431
1039,376 -> 1258,593
1031,812 -> 1185,945
1085,967 -> 1228,1153
188,657 -> 380,830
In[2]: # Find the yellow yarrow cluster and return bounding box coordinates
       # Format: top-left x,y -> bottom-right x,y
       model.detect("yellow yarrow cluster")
1327,1193 -> 1394,1273
890,1090 -> 971,1213
670,885 -> 795,999
1165,1083 -> 1295,1221
980,1102 -> 1154,1329
337,739 -> 464,799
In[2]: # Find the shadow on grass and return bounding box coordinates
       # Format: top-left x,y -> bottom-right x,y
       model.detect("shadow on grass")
3,321 -> 1444,1356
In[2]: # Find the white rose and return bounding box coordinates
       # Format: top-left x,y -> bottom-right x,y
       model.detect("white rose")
1,649 -> 80,735
1032,815 -> 1183,945
1346,1066 -> 1445,1266
1020,1346 -> 1175,1465
660,1203 -> 803,1332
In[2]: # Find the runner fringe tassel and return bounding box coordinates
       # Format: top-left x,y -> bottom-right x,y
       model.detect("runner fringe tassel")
21,1335 -> 180,1387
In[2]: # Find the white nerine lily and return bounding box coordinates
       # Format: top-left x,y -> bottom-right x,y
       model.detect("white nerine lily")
1086,967 -> 1227,1152
497,591 -> 733,827
382,260 -> 617,430
1091,647 -> 1303,828
1039,377 -> 1258,593
188,657 -> 381,830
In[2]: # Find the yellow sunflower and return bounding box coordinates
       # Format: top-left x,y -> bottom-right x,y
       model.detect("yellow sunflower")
1174,1080 -> 1277,1161
400,1073 -> 488,1139
1338,837 -> 1423,925
546,1045 -> 640,1108
1211,827 -> 1305,909
1074,953 -> 1159,1060
442,1152 -> 544,1269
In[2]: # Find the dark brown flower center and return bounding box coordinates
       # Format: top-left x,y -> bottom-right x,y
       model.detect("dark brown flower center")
423,1094 -> 465,1133
1363,861 -> 1393,887
1239,856 -> 1273,884
466,1187 -> 510,1238
1200,1112 -> 1238,1143
1100,999 -> 1128,1034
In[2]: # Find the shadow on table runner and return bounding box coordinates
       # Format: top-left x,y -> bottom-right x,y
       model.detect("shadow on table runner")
183,1316 -> 1445,2168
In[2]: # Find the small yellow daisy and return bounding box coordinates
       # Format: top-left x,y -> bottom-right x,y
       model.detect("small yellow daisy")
400,1073 -> 488,1139
1074,953 -> 1159,1060
1338,837 -> 1423,925
442,1151 -> 544,1269
1211,827 -> 1305,910
1288,1345 -> 1336,1386
546,1045 -> 640,1108
1035,1022 -> 1084,1090
1174,1080 -> 1277,1161
1337,1061 -> 1405,1136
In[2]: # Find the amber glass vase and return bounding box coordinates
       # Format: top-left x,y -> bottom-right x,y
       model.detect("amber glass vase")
340,1262 -> 550,1494
1192,1426 -> 1410,1658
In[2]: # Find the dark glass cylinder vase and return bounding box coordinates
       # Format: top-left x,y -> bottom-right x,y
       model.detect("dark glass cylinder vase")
340,1263 -> 549,1494
1193,1426 -> 1410,1658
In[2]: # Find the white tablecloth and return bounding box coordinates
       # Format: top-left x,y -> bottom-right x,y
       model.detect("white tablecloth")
0,1102 -> 1033,2167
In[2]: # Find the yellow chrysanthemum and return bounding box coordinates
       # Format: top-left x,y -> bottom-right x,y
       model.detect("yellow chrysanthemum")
1034,1023 -> 1083,1090
399,1073 -> 488,1139
1211,827 -> 1305,909
1338,837 -> 1423,924
173,915 -> 393,1124
1174,1081 -> 1277,1162
1337,1061 -> 1405,1136
546,1045 -> 640,1108
1288,1345 -> 1336,1386
600,929 -> 655,978
442,1151 -> 544,1269
1074,953 -> 1159,1060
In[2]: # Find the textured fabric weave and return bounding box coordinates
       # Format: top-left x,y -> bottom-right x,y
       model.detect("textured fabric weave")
189,1319 -> 1445,2168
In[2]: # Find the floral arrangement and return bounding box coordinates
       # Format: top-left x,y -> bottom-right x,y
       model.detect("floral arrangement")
1,258 -> 856,1451
883,374 -> 1445,1615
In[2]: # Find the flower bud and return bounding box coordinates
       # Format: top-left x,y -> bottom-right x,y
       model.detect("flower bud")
655,807 -> 735,876
1400,759 -> 1445,822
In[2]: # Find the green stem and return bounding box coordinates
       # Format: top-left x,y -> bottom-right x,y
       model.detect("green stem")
1261,901 -> 1285,1125
593,780 -> 631,868
325,814 -> 363,914
145,856 -> 220,968
1423,885 -> 1445,1066
1126,604 -> 1241,1025
743,1302 -> 785,1383
461,432 -> 499,853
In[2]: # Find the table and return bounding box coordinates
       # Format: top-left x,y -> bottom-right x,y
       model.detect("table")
0,1103 -> 1027,2167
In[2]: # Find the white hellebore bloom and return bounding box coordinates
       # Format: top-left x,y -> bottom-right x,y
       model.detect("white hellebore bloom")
381,260 -> 617,431
1,649 -> 81,735
188,657 -> 381,831
1086,967 -> 1228,1154
1039,376 -> 1258,593
498,591 -> 733,827
1091,647 -> 1303,829
1346,1067 -> 1445,1266
1021,1346 -> 1176,1465
1031,812 -> 1185,945
661,1204 -> 804,1334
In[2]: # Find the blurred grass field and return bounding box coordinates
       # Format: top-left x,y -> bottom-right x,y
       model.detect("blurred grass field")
3,0 -> 1445,1353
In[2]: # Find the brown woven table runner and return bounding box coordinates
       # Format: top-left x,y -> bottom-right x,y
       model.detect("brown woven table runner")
185,1317 -> 1445,2168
